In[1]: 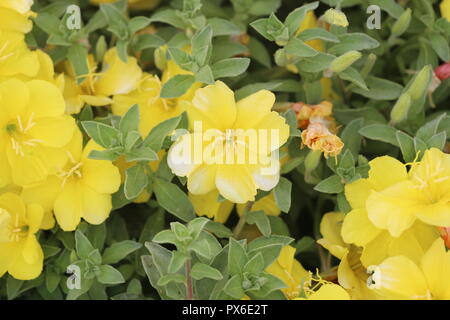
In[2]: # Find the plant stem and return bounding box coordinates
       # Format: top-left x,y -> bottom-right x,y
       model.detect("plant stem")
233,201 -> 253,239
185,259 -> 193,300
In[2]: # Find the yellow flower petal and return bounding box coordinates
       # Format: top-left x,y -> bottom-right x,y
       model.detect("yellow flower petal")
367,156 -> 408,191
344,178 -> 372,209
366,180 -> 420,237
216,164 -> 257,203
81,185 -> 113,225
54,180 -> 82,231
420,238 -> 450,300
233,90 -> 276,129
308,284 -> 350,300
341,208 -> 381,246
187,164 -> 217,195
191,81 -> 237,131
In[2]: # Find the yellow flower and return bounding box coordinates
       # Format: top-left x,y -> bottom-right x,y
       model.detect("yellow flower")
317,212 -> 378,300
167,81 -> 289,203
0,192 -> 44,280
342,156 -> 439,267
366,148 -> 450,236
296,283 -> 350,300
0,30 -> 39,80
0,0 -> 34,33
189,190 -> 280,223
21,130 -> 121,231
62,48 -> 142,112
0,78 -> 76,187
266,245 -> 310,299
367,238 -> 450,300
441,0 -> 450,21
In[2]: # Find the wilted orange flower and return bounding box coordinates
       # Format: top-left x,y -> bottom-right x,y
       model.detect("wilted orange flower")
292,101 -> 334,129
301,121 -> 344,158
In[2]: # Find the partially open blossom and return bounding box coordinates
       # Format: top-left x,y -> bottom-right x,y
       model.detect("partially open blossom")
62,48 -> 142,113
0,192 -> 44,280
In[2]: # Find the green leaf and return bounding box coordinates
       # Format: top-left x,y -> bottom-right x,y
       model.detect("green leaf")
246,211 -> 271,237
157,274 -> 185,286
100,3 -> 129,40
102,241 -> 142,265
133,34 -> 165,51
340,118 -> 363,156
247,236 -> 293,268
124,164 -> 148,200
223,274 -> 245,299
125,147 -> 158,162
160,74 -> 196,99
359,124 -> 399,146
329,33 -> 379,55
116,39 -> 129,63
67,44 -> 89,84
153,230 -> 178,245
75,230 -> 95,260
34,12 -> 62,36
427,131 -> 447,149
339,67 -> 368,90
273,177 -> 291,213
296,52 -> 335,73
204,221 -> 233,238
208,18 -> 241,36
416,114 -> 446,142
298,28 -> 339,43
119,104 -> 139,135
247,37 -> 272,68
284,1 -> 319,35
285,38 -> 318,57
243,252 -> 265,274
369,0 -> 403,18
149,9 -> 187,29
153,178 -> 195,222
188,217 -> 210,240
82,121 -> 120,148
143,115 -> 182,151
191,25 -> 213,66
96,265 -> 125,285
396,131 -> 415,162
191,263 -> 223,280
414,137 -> 428,154
430,33 -> 450,61
168,251 -> 187,273
211,58 -> 250,78
352,76 -> 403,101
7,276 -> 24,300
196,65 -> 214,84
314,174 -> 344,194
128,16 -> 151,34
228,238 -> 247,276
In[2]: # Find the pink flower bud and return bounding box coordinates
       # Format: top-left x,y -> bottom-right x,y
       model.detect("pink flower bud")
435,63 -> 450,80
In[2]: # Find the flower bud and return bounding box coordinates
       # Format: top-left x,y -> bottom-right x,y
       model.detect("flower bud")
323,8 -> 349,27
390,92 -> 412,124
435,63 -> 450,80
392,8 -> 412,37
95,35 -> 107,62
154,46 -> 167,71
330,51 -> 362,73
406,65 -> 432,100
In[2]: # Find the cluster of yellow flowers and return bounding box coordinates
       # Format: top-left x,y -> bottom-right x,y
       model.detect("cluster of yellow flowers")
265,148 -> 450,300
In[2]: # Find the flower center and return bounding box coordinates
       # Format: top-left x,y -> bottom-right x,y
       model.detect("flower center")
410,158 -> 449,204
56,152 -> 83,186
5,113 -> 41,156
0,208 -> 28,243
